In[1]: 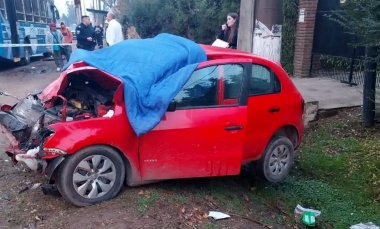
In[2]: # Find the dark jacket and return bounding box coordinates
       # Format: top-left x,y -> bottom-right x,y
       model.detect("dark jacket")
218,27 -> 238,49
75,23 -> 96,50
94,26 -> 104,38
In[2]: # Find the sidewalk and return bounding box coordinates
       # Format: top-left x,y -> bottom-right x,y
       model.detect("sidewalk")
292,77 -> 363,124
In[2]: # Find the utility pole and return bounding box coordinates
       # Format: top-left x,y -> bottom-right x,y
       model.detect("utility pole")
237,0 -> 255,53
237,0 -> 283,63
362,46 -> 377,126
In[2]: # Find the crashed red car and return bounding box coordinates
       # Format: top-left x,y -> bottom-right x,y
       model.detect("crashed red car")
0,45 -> 304,206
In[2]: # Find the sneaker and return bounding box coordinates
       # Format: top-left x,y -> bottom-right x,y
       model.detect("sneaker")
56,67 -> 61,72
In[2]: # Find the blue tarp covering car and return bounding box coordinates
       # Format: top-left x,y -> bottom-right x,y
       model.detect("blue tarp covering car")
63,33 -> 207,136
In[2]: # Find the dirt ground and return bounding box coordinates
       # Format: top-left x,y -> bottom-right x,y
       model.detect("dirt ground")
0,59 -> 288,229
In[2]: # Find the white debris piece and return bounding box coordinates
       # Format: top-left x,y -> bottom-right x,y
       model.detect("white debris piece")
103,110 -> 114,118
350,222 -> 379,229
15,147 -> 40,171
208,211 -> 230,220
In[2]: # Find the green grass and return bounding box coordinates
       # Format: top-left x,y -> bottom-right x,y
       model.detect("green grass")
137,190 -> 159,213
254,110 -> 380,228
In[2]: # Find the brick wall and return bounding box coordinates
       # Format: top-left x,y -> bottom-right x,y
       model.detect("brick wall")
293,0 -> 319,78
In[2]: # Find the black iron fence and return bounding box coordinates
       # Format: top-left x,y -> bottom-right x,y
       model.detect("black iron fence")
309,0 -> 380,88
311,53 -> 380,89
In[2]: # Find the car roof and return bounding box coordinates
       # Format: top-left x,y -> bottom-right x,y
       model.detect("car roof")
199,45 -> 281,67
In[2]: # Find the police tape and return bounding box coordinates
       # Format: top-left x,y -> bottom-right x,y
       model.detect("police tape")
0,43 -> 74,47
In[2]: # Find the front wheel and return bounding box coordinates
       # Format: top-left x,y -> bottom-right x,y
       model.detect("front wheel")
256,136 -> 295,183
57,146 -> 125,206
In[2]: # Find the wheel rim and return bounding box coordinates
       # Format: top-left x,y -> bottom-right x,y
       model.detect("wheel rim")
268,144 -> 291,176
72,155 -> 117,199
25,49 -> 30,62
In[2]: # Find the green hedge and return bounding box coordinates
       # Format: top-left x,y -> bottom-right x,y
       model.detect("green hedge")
281,0 -> 299,76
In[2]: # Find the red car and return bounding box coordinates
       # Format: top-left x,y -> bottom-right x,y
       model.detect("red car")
0,45 -> 304,206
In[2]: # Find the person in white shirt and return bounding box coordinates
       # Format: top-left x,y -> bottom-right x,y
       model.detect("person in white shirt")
105,12 -> 123,46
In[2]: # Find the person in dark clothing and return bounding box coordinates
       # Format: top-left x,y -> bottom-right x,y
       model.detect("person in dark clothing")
76,15 -> 96,51
94,21 -> 104,49
217,13 -> 239,49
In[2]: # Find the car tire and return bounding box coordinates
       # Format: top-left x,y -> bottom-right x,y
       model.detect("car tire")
256,136 -> 295,183
56,146 -> 125,206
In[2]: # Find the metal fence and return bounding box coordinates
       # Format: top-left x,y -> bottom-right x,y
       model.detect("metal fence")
311,53 -> 380,89
310,0 -> 380,88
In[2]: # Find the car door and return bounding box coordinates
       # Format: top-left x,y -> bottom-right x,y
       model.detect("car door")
138,60 -> 248,180
242,63 -> 285,162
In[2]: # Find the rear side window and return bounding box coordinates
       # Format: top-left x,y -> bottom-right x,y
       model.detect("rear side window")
249,64 -> 281,96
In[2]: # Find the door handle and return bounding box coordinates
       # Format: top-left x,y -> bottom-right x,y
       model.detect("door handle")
225,125 -> 243,131
269,107 -> 280,113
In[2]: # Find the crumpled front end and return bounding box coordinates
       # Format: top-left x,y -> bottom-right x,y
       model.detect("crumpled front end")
1,66 -> 122,175
0,95 -> 61,173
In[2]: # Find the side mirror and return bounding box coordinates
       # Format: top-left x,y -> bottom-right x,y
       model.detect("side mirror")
55,9 -> 60,20
167,100 -> 176,112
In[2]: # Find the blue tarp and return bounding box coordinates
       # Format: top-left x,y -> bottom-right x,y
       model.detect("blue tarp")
63,33 -> 207,136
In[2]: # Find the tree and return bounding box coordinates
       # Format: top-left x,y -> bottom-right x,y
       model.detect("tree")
101,0 -> 118,10
65,1 -> 76,26
124,0 -> 240,44
61,13 -> 69,25
328,0 -> 380,126
329,0 -> 380,50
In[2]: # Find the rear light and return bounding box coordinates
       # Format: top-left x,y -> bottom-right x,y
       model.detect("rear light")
301,99 -> 305,114
0,104 -> 12,112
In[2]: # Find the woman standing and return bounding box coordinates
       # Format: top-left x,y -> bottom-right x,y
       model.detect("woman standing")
217,13 -> 239,49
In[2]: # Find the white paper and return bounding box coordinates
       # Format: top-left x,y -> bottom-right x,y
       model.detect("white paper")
212,39 -> 229,48
208,211 -> 230,220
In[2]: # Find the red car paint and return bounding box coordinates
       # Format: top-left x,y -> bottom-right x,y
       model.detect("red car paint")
4,45 -> 304,185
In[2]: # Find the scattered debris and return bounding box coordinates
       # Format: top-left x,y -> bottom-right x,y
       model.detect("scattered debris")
2,194 -> 10,201
302,211 -> 316,227
294,205 -> 321,227
19,186 -> 29,194
31,183 -> 41,190
103,110 -> 114,118
208,211 -> 230,220
350,222 -> 379,229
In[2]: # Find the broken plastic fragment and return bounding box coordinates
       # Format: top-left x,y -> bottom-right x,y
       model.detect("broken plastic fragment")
294,204 -> 321,217
31,183 -> 41,190
103,110 -> 114,118
208,211 -> 230,220
350,222 -> 379,229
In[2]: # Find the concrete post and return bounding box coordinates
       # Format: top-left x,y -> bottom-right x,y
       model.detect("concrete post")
237,0 -> 255,52
252,0 -> 283,63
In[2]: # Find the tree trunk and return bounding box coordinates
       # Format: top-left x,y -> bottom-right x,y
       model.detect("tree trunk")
362,46 -> 377,126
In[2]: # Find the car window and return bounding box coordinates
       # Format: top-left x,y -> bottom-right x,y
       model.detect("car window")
174,64 -> 243,108
249,64 -> 281,95
223,64 -> 244,100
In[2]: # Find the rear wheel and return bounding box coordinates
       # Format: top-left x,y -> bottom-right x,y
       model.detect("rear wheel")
256,136 -> 295,183
57,146 -> 125,206
20,47 -> 31,66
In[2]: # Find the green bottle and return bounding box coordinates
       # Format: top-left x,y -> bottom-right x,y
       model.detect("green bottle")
302,211 -> 316,227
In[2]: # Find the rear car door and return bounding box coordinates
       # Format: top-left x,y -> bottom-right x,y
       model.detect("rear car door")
243,63 -> 285,161
138,60 -> 249,180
